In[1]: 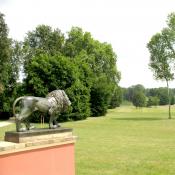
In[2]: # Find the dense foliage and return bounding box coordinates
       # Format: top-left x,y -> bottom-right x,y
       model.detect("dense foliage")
0,13 -> 122,121
0,13 -> 21,119
63,27 -> 121,116
21,25 -> 121,121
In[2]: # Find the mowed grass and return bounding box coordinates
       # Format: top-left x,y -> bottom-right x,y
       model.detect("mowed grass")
63,106 -> 175,175
1,106 -> 175,174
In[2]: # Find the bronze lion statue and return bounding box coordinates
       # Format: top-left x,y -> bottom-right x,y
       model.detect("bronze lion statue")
13,90 -> 71,132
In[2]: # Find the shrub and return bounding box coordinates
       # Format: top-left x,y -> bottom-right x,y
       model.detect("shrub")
147,96 -> 160,107
132,92 -> 146,107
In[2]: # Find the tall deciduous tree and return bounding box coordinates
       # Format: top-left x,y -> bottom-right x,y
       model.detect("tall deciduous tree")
0,12 -> 11,94
0,12 -> 12,113
147,13 -> 175,119
64,27 -> 121,116
0,13 -> 21,113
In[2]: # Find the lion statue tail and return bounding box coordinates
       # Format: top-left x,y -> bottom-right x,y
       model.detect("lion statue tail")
13,96 -> 25,117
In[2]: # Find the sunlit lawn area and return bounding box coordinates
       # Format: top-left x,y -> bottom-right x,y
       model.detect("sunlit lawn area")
64,106 -> 175,175
1,106 -> 175,174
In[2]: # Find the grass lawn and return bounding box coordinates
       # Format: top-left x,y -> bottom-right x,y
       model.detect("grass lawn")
63,106 -> 175,175
1,106 -> 175,174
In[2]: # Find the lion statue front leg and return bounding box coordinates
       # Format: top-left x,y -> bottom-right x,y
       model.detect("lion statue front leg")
49,111 -> 61,129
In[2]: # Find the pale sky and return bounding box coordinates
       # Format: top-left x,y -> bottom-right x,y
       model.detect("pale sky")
1,0 -> 175,88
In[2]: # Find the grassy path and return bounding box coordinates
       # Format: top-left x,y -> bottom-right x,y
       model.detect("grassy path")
1,106 -> 175,174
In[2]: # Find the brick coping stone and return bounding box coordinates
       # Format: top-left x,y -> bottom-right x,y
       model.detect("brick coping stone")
0,127 -> 76,155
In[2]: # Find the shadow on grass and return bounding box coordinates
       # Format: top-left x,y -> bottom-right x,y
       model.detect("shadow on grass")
111,117 -> 171,121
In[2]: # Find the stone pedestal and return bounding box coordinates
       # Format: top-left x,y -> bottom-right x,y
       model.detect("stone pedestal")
0,128 -> 76,175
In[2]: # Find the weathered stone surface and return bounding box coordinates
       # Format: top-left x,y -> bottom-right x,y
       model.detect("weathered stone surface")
25,135 -> 77,147
0,141 -> 25,151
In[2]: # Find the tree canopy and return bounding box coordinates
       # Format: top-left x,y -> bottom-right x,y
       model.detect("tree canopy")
0,11 -> 122,121
0,23 -> 121,120
0,13 -> 21,115
10,25 -> 121,121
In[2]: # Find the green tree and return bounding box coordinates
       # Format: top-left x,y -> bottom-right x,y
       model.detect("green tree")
24,25 -> 64,55
147,13 -> 175,119
132,91 -> 146,108
0,13 -> 21,115
23,25 -> 121,119
147,96 -> 160,107
2,41 -> 23,113
23,26 -> 93,121
123,84 -> 145,102
0,12 -> 11,94
25,54 -> 91,121
89,41 -> 120,116
23,25 -> 65,76
64,27 -> 121,116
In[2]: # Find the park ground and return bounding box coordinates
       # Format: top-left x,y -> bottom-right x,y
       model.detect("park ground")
1,105 -> 175,175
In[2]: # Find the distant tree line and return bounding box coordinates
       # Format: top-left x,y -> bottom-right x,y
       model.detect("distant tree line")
122,84 -> 175,107
0,12 -> 122,121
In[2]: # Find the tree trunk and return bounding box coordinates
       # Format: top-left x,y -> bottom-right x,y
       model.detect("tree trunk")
166,80 -> 171,119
